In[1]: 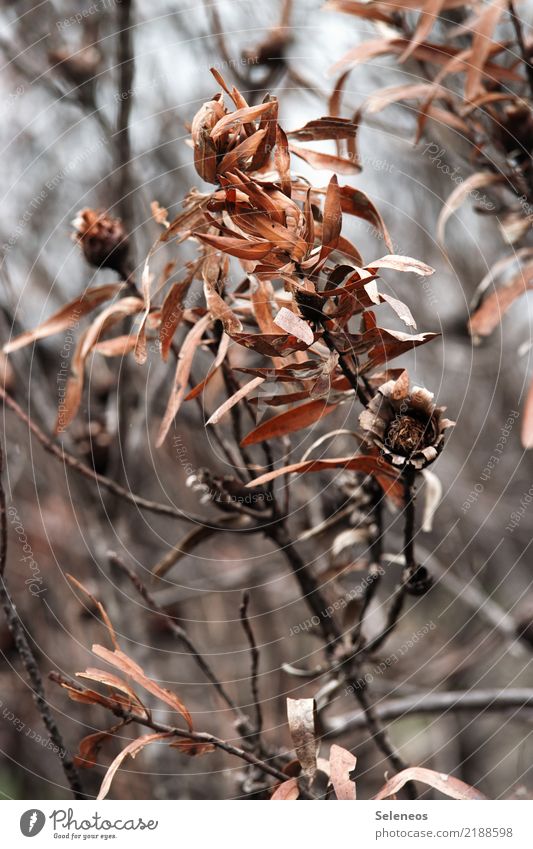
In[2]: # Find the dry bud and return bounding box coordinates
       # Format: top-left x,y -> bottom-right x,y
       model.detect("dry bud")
72,209 -> 130,276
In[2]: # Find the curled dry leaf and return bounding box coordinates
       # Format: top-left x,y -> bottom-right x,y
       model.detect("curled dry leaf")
74,720 -> 128,769
3,284 -> 123,354
168,738 -> 216,756
97,732 -> 174,800
437,173 -> 504,244
374,766 -> 486,800
92,644 -> 193,730
468,267 -> 533,338
329,744 -> 357,800
287,697 -> 318,779
157,314 -> 212,446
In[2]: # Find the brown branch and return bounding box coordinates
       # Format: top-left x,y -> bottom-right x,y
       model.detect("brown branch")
0,443 -> 83,798
239,592 -> 263,744
115,0 -> 136,243
49,671 -> 314,794
325,688 -> 533,737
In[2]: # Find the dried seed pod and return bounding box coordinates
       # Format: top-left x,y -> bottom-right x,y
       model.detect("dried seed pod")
359,371 -> 454,470
72,209 -> 130,277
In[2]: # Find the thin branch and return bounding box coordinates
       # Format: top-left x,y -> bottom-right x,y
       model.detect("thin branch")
325,688 -> 533,737
49,671 -> 315,794
109,552 -> 252,733
0,386 -> 267,532
115,0 -> 136,242
239,592 -> 263,743
0,443 -> 83,798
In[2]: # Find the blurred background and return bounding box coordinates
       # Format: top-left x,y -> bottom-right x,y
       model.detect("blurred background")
0,0 -> 533,800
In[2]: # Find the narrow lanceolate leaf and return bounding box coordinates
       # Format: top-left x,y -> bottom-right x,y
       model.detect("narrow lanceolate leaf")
465,0 -> 509,101
207,376 -> 265,426
246,454 -> 398,488
287,698 -> 318,779
468,268 -> 533,337
157,314 -> 211,446
437,173 -> 504,244
159,281 -> 189,361
97,733 -> 173,800
273,307 -> 314,346
366,255 -> 434,276
329,744 -> 357,800
92,335 -> 138,357
241,399 -> 338,447
289,143 -> 360,175
92,644 -> 193,730
67,574 -> 119,650
522,377 -> 533,450
321,175 -> 342,260
287,116 -> 359,141
74,721 -> 128,769
374,767 -> 486,801
271,778 -> 300,800
400,0 -> 448,61
3,284 -> 123,353
197,232 -> 273,260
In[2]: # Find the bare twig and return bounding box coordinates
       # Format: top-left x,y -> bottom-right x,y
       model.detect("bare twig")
325,688 -> 533,737
0,386 -> 267,532
108,551 -> 252,733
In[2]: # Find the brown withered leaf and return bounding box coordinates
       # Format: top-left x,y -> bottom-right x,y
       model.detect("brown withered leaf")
91,335 -> 138,357
271,777 -> 300,800
67,574 -> 119,650
329,744 -> 357,800
77,667 -> 148,714
197,232 -> 273,260
157,314 -> 212,446
97,732 -> 174,800
241,398 -> 338,446
207,376 -> 265,425
74,720 -> 128,769
287,698 -> 318,779
437,172 -> 504,244
289,143 -> 360,175
468,267 -> 533,337
366,255 -> 434,276
151,518 -> 246,579
273,307 -> 314,345
275,125 -> 292,196
374,767 -> 486,800
321,175 -> 342,260
3,284 -> 123,353
185,333 -> 230,401
159,284 -> 186,360
400,0 -> 448,61
464,0 -> 509,101
54,297 -> 143,432
287,116 -> 358,141
246,453 -> 400,488
91,644 -> 193,730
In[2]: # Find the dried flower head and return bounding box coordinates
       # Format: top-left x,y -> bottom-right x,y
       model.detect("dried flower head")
190,82 -> 277,184
359,371 -> 454,470
72,209 -> 130,276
